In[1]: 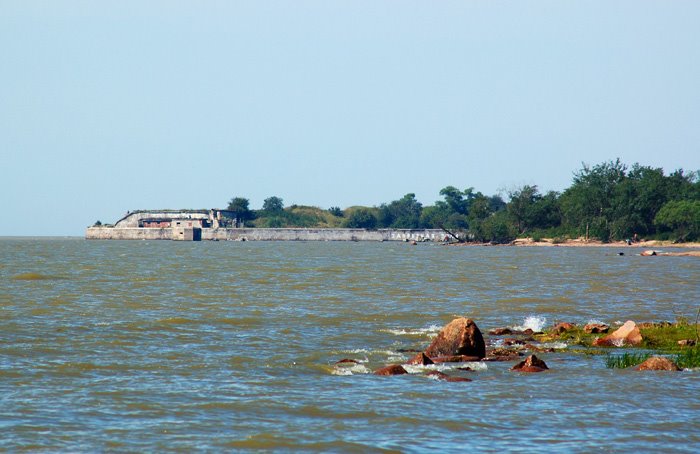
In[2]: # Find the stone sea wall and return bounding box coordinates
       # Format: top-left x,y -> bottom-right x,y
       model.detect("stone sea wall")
86,227 -> 448,242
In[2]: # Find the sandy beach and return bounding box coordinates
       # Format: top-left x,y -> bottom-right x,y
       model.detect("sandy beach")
451,238 -> 700,256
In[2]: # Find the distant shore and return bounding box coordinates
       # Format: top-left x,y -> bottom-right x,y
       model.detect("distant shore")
452,237 -> 700,255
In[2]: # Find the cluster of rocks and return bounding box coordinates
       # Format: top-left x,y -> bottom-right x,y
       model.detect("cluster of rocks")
353,316 -> 687,380
544,319 -> 686,370
371,317 -> 553,380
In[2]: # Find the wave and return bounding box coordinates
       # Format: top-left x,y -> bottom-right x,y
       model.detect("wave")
12,272 -> 69,281
512,315 -> 547,332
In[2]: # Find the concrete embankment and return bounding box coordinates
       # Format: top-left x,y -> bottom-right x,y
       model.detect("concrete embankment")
85,227 -> 448,242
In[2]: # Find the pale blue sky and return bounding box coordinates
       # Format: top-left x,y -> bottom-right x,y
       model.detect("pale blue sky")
2,1 -> 699,236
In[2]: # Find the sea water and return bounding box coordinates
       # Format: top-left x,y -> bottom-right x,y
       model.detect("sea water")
1,238 -> 699,451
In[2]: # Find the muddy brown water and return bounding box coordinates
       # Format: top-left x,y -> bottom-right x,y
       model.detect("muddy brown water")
1,238 -> 699,451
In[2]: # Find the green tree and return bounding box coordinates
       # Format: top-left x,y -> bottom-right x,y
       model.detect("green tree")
507,185 -> 541,234
328,206 -> 343,217
377,193 -> 423,228
480,210 -> 517,243
262,196 -> 284,214
654,200 -> 700,241
227,197 -> 254,224
560,159 -> 627,240
343,208 -> 378,229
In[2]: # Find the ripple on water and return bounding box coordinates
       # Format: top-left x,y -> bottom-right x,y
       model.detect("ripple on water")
1,240 -> 699,452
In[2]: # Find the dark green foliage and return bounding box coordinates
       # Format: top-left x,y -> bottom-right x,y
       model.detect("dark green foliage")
221,160 -> 697,238
560,159 -> 627,240
93,220 -> 102,226
262,196 -> 284,214
328,206 -> 343,217
654,200 -> 700,242
227,197 -> 254,223
377,193 -> 423,229
343,208 -> 378,229
479,210 -> 517,243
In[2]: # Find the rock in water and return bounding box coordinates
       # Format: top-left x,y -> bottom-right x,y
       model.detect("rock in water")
431,355 -> 482,363
406,352 -> 434,366
635,356 -> 681,371
426,371 -> 472,382
584,323 -> 609,334
424,318 -> 486,359
511,354 -> 549,372
488,327 -> 513,335
374,365 -> 408,376
592,320 -> 643,347
551,322 -> 576,334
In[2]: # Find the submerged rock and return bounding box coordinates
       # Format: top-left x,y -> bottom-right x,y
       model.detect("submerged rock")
592,320 -> 643,347
424,317 -> 486,359
335,358 -> 359,364
523,344 -> 555,353
584,323 -> 610,334
406,352 -> 434,366
425,370 -> 472,382
551,322 -> 576,334
488,327 -> 513,336
374,365 -> 408,376
488,347 -> 523,357
511,355 -> 549,373
484,347 -> 522,362
431,355 -> 482,363
503,338 -> 530,346
635,356 -> 681,371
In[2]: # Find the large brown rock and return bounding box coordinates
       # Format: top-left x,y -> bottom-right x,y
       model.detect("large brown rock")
374,365 -> 408,376
635,356 -> 681,371
511,354 -> 549,372
406,352 -> 434,366
424,317 -> 486,359
592,320 -> 643,347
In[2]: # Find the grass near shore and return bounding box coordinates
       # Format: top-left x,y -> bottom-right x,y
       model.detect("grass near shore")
538,319 -> 700,369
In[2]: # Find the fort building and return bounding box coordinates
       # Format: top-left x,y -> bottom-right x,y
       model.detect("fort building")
86,209 -> 449,242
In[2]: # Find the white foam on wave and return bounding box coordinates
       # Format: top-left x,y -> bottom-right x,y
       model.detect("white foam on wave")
610,338 -> 625,347
381,324 -> 442,337
587,319 -> 608,326
403,361 -> 487,374
332,363 -> 370,376
540,341 -> 568,350
512,315 -> 547,332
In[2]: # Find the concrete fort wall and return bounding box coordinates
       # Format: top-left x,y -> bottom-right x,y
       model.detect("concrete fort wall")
86,227 -> 173,240
86,227 -> 447,242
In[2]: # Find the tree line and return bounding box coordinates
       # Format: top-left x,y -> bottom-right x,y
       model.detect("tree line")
226,159 -> 700,243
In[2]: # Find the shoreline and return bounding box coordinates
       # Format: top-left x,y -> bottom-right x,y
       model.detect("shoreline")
450,237 -> 700,255
510,238 -> 700,248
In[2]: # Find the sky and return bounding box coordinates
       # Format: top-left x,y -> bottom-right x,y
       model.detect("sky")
1,1 -> 699,236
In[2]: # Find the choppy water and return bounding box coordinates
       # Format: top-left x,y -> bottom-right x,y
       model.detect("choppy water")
1,238 -> 699,452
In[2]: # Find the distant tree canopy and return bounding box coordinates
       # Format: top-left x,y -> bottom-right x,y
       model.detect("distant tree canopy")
344,208 -> 378,229
262,196 -> 284,214
227,197 -> 254,222
227,159 -> 700,242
